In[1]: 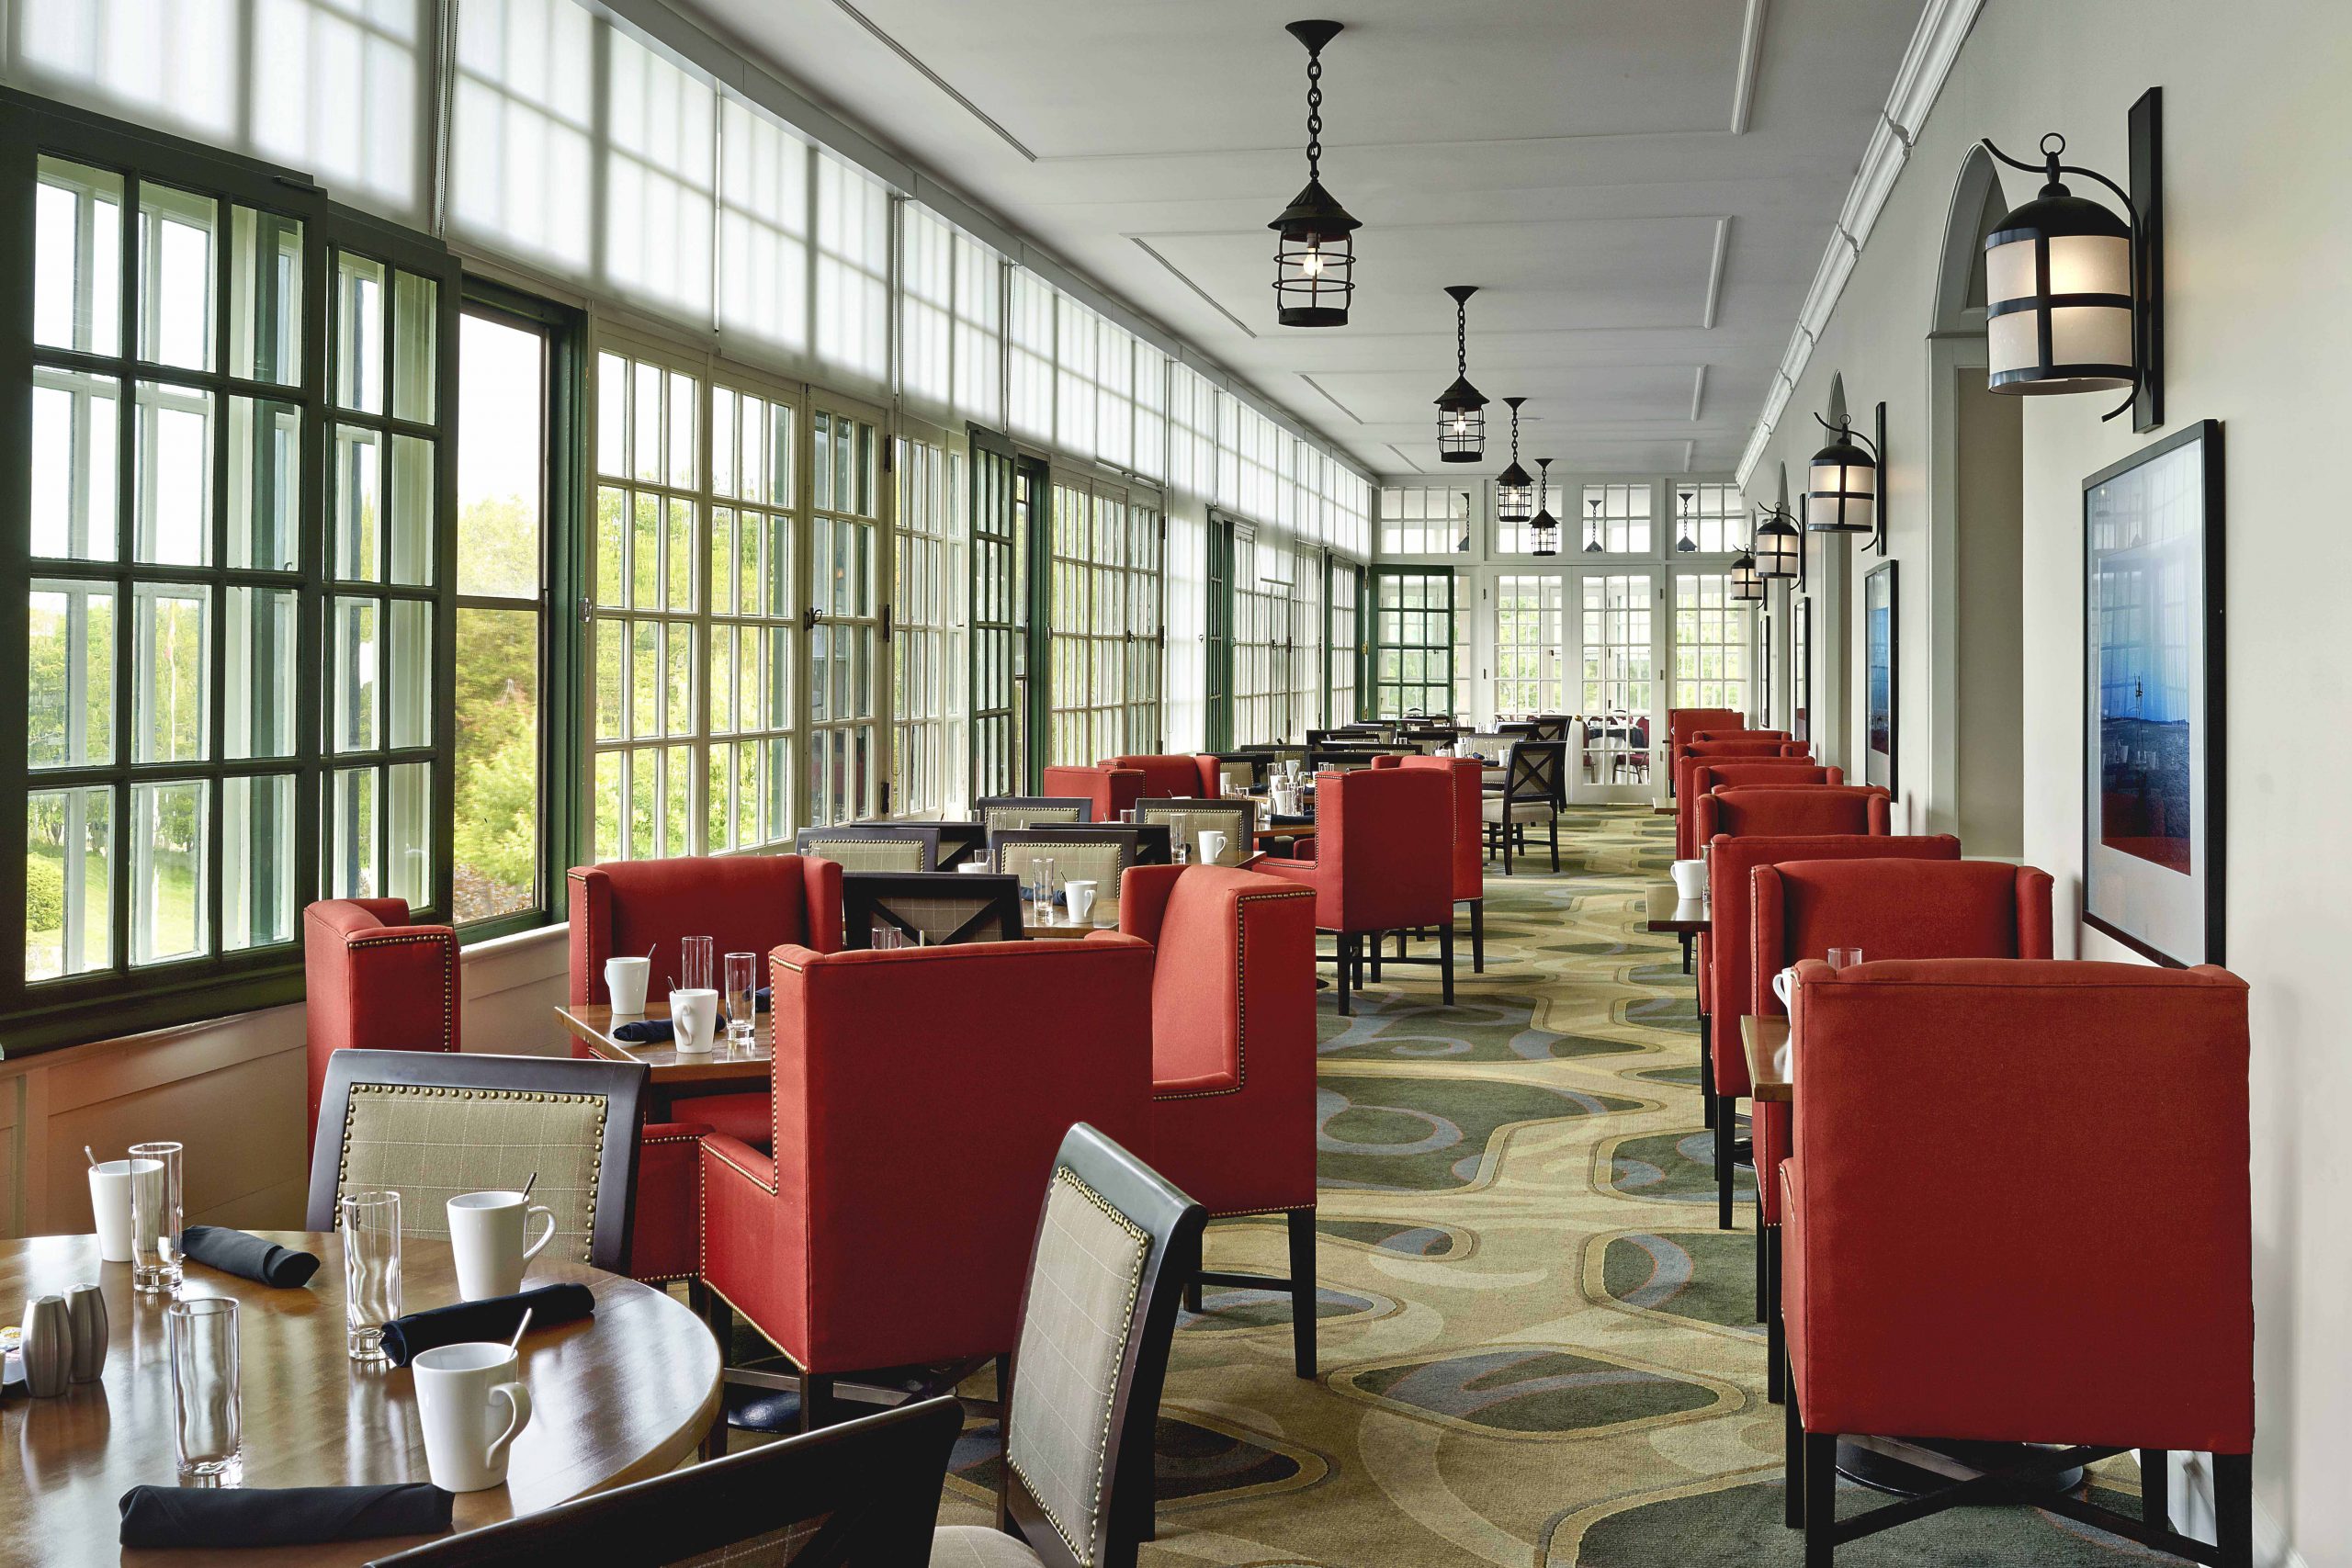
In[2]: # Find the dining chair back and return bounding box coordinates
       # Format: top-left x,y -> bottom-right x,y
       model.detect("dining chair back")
1205,752 -> 1267,793
1667,706 -> 1746,755
1526,716 -> 1569,744
303,898 -> 458,1153
990,827 -> 1144,923
1259,766 -> 1454,1013
1695,784 -> 1892,843
306,1050 -> 647,1275
1690,728 -> 1790,744
934,1123 -> 1205,1568
842,871 -> 1023,947
1482,739 -> 1565,874
1396,754 -> 1486,969
1037,764 -> 1146,821
1133,798 -> 1256,866
367,1396 -> 964,1566
1674,760 -> 1840,858
568,853 -> 842,1010
933,820 -> 989,869
1103,753 -> 1221,798
978,795 -> 1094,832
1306,746 -> 1386,773
793,824 -> 941,873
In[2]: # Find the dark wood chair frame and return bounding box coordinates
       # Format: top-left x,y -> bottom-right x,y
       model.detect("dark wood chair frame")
1484,740 -> 1565,874
841,871 -> 1024,948
987,828 -> 1144,918
975,795 -> 1096,828
932,820 -> 989,869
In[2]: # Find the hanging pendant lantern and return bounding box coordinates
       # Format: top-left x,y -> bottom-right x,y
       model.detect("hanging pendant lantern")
1495,397 -> 1533,524
1981,132 -> 2136,398
1434,285 -> 1487,462
1807,371 -> 1880,536
1675,488 -> 1699,553
1270,20 -> 1361,328
1756,463 -> 1802,581
1528,458 -> 1558,556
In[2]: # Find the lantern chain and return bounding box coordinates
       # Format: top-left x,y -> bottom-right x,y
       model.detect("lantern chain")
1304,49 -> 1324,181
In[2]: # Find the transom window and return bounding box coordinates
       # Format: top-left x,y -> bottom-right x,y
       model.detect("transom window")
1672,481 -> 1745,554
1581,482 -> 1652,554
1379,484 -> 1470,556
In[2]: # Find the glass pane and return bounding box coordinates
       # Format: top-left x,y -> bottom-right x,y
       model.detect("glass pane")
664,742 -> 691,855
333,596 -> 379,751
595,487 -> 625,608
454,607 -> 540,923
225,586 -> 297,759
130,778 -> 208,965
458,315 -> 545,598
388,761 -> 432,907
596,352 -> 627,479
708,623 -> 735,733
667,371 -> 695,489
389,434 -> 434,585
388,600 -> 433,750
331,766 -> 377,897
30,367 -> 119,561
594,619 -> 623,740
666,622 -> 693,737
139,186 -> 217,372
631,492 -> 658,608
28,581 -> 115,769
227,395 -> 300,571
632,361 -> 662,484
667,496 -> 694,613
628,746 -> 656,856
133,583 -> 210,763
27,785 -> 113,980
594,750 -> 622,863
135,380 -> 214,566
336,252 -> 386,413
710,507 -> 736,616
222,773 -> 295,951
391,271 -> 437,423
334,423 -> 381,580
228,206 -> 301,386
35,158 -> 123,357
631,620 -> 659,739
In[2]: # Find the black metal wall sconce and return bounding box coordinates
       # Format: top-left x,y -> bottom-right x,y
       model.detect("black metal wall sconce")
1807,371 -> 1886,556
1755,461 -> 1802,585
1980,87 -> 2164,431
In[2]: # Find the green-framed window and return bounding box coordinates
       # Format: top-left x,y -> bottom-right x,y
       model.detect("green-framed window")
1370,567 -> 1455,719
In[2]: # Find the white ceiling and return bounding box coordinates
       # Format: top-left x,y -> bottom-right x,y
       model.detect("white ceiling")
670,0 -> 1929,476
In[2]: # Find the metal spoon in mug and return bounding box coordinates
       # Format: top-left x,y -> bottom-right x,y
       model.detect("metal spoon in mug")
507,1307 -> 533,1355
521,1171 -> 537,1202
84,1145 -> 98,1168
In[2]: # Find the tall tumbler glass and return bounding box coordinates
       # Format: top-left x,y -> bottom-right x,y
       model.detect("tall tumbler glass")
1028,856 -> 1057,926
341,1190 -> 403,1364
679,935 -> 715,994
167,1297 -> 242,1480
128,1140 -> 185,1297
724,952 -> 758,1046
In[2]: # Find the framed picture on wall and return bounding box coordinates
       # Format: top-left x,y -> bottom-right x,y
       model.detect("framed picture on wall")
1863,562 -> 1897,795
1792,595 -> 1812,745
2082,420 -> 2226,966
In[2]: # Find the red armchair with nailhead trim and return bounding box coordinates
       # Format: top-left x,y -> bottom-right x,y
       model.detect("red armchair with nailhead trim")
1781,958 -> 2253,1564
696,936 -> 1158,1428
1674,760 -> 1842,859
1397,753 -> 1486,970
1259,767 -> 1454,1015
302,899 -> 458,1153
1119,863 -> 1319,1374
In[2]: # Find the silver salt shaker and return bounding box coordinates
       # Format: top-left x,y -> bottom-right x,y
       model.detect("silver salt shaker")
65,1283 -> 107,1382
20,1295 -> 71,1396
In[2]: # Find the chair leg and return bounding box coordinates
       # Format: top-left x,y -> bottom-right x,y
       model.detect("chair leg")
1184,1277 -> 1203,1313
2214,1451 -> 2253,1568
1470,899 -> 1485,973
1755,1217 -> 1769,1322
1368,931 -> 1384,983
1286,1209 -> 1317,1380
2139,1449 -> 2168,1534
1766,1224 -> 1785,1405
1699,1012 -> 1716,1115
1784,1356 -> 1805,1529
797,1372 -> 833,1433
1338,936 -> 1356,1015
1503,819 -> 1514,875
1440,923 -> 1455,1006
1804,1431 -> 1838,1566
1715,1096 -> 1736,1230
1549,816 -> 1560,872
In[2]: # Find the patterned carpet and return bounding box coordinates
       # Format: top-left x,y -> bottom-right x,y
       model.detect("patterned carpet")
919,804 -> 2156,1563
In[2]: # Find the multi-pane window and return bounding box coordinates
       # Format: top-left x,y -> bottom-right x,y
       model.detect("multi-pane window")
1329,558 -> 1360,723
969,439 -> 1022,798
1132,341 -> 1166,483
1582,573 -> 1657,780
1379,485 -> 1469,555
814,152 -> 889,386
1495,575 -> 1564,716
1581,482 -> 1653,554
449,0 -> 596,275
1291,547 -> 1324,733
1673,572 -> 1748,713
1007,268 -> 1054,441
1669,481 -> 1745,553
601,28 -> 714,320
1371,570 -> 1453,719
716,95 -> 811,355
1231,528 -> 1290,746
952,232 -> 1003,424
898,206 -> 953,412
1046,479 -> 1158,764
1162,506 -> 1207,752
806,400 -> 887,824
892,434 -> 967,816
707,380 -> 800,846
1124,504 -> 1163,753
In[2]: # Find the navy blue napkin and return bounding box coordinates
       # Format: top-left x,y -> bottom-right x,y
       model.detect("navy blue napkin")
378,1281 -> 595,1369
119,1483 -> 452,1548
183,1224 -> 321,1288
614,987 -> 769,1043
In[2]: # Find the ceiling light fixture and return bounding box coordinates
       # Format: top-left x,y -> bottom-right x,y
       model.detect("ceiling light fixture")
1270,20 -> 1361,328
1529,458 -> 1557,556
1495,398 -> 1533,525
1582,495 -> 1604,556
1675,488 -> 1698,553
1434,285 -> 1487,462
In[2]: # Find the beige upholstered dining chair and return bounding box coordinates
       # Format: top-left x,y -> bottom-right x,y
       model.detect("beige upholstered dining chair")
990,829 -> 1141,924
793,824 -> 941,872
841,871 -> 1025,947
305,1051 -> 648,1274
977,795 -> 1093,833
1134,798 -> 1256,867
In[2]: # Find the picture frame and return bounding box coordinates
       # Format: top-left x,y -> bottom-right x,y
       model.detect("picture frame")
2081,419 -> 2226,966
1792,594 -> 1812,746
1863,561 -> 1897,796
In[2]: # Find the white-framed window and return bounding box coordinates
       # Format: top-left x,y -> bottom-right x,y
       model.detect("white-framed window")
1007,267 -> 1054,440
952,231 -> 1003,424
1669,481 -> 1745,553
1494,574 -> 1564,716
1379,484 -> 1470,556
1329,557 -> 1360,722
813,151 -> 888,386
891,430 -> 967,816
716,93 -> 810,356
1291,544 -> 1325,732
1046,476 -> 1159,763
898,205 -> 952,412
1672,570 -> 1748,713
1580,571 -> 1657,781
1580,481 -> 1653,555
1132,340 -> 1166,482
1231,527 -> 1290,745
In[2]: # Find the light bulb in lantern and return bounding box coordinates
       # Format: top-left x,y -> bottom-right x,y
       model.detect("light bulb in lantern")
1301,243 -> 1325,277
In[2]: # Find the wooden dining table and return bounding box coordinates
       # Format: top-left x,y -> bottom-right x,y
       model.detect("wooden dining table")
0,1233 -> 719,1566
1644,881 -> 1709,972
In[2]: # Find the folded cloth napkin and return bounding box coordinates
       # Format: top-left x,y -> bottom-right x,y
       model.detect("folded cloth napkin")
379,1281 -> 595,1369
182,1224 -> 321,1288
613,987 -> 771,1042
119,1483 -> 452,1548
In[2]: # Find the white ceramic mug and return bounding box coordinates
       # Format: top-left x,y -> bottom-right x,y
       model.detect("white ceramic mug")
672,987 -> 719,1055
1670,859 -> 1707,899
604,956 -> 650,1016
413,1342 -> 534,1493
89,1158 -> 161,1265
1197,829 -> 1228,866
1066,880 -> 1098,927
1772,967 -> 1799,1011
446,1191 -> 557,1302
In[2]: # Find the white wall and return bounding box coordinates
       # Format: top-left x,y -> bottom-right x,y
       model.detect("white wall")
1747,3 -> 2352,1558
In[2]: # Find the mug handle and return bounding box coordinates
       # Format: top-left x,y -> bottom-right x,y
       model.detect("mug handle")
521,1204 -> 558,1263
484,1381 -> 533,1466
1772,968 -> 1795,1010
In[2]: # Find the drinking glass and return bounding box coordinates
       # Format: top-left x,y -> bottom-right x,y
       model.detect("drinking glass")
341,1190 -> 403,1363
724,953 -> 758,1046
128,1140 -> 185,1297
167,1297 -> 242,1479
1027,856 -> 1057,925
1826,946 -> 1864,970
679,935 -> 715,994
870,924 -> 905,950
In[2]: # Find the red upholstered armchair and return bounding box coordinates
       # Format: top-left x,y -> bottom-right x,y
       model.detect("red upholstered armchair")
1668,706 -> 1746,756
1119,863 -> 1321,1374
1781,958 -> 2252,1565
1397,754 -> 1486,970
1106,753 -> 1223,798
1690,728 -> 1789,743
302,899 -> 458,1151
1261,767 -> 1454,1014
1674,760 -> 1841,859
1039,763 -> 1146,821
697,937 -> 1157,1429
1694,784 -> 1890,845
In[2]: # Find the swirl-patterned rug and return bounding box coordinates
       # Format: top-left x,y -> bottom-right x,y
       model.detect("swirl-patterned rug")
918,804 -> 2154,1563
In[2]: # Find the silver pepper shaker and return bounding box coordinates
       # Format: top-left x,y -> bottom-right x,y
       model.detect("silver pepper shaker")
20,1295 -> 71,1397
65,1283 -> 107,1383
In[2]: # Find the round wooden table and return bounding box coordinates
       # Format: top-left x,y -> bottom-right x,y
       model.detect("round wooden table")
0,1232 -> 721,1565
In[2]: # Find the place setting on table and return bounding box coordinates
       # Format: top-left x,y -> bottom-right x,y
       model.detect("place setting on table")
2,1133 -> 717,1563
